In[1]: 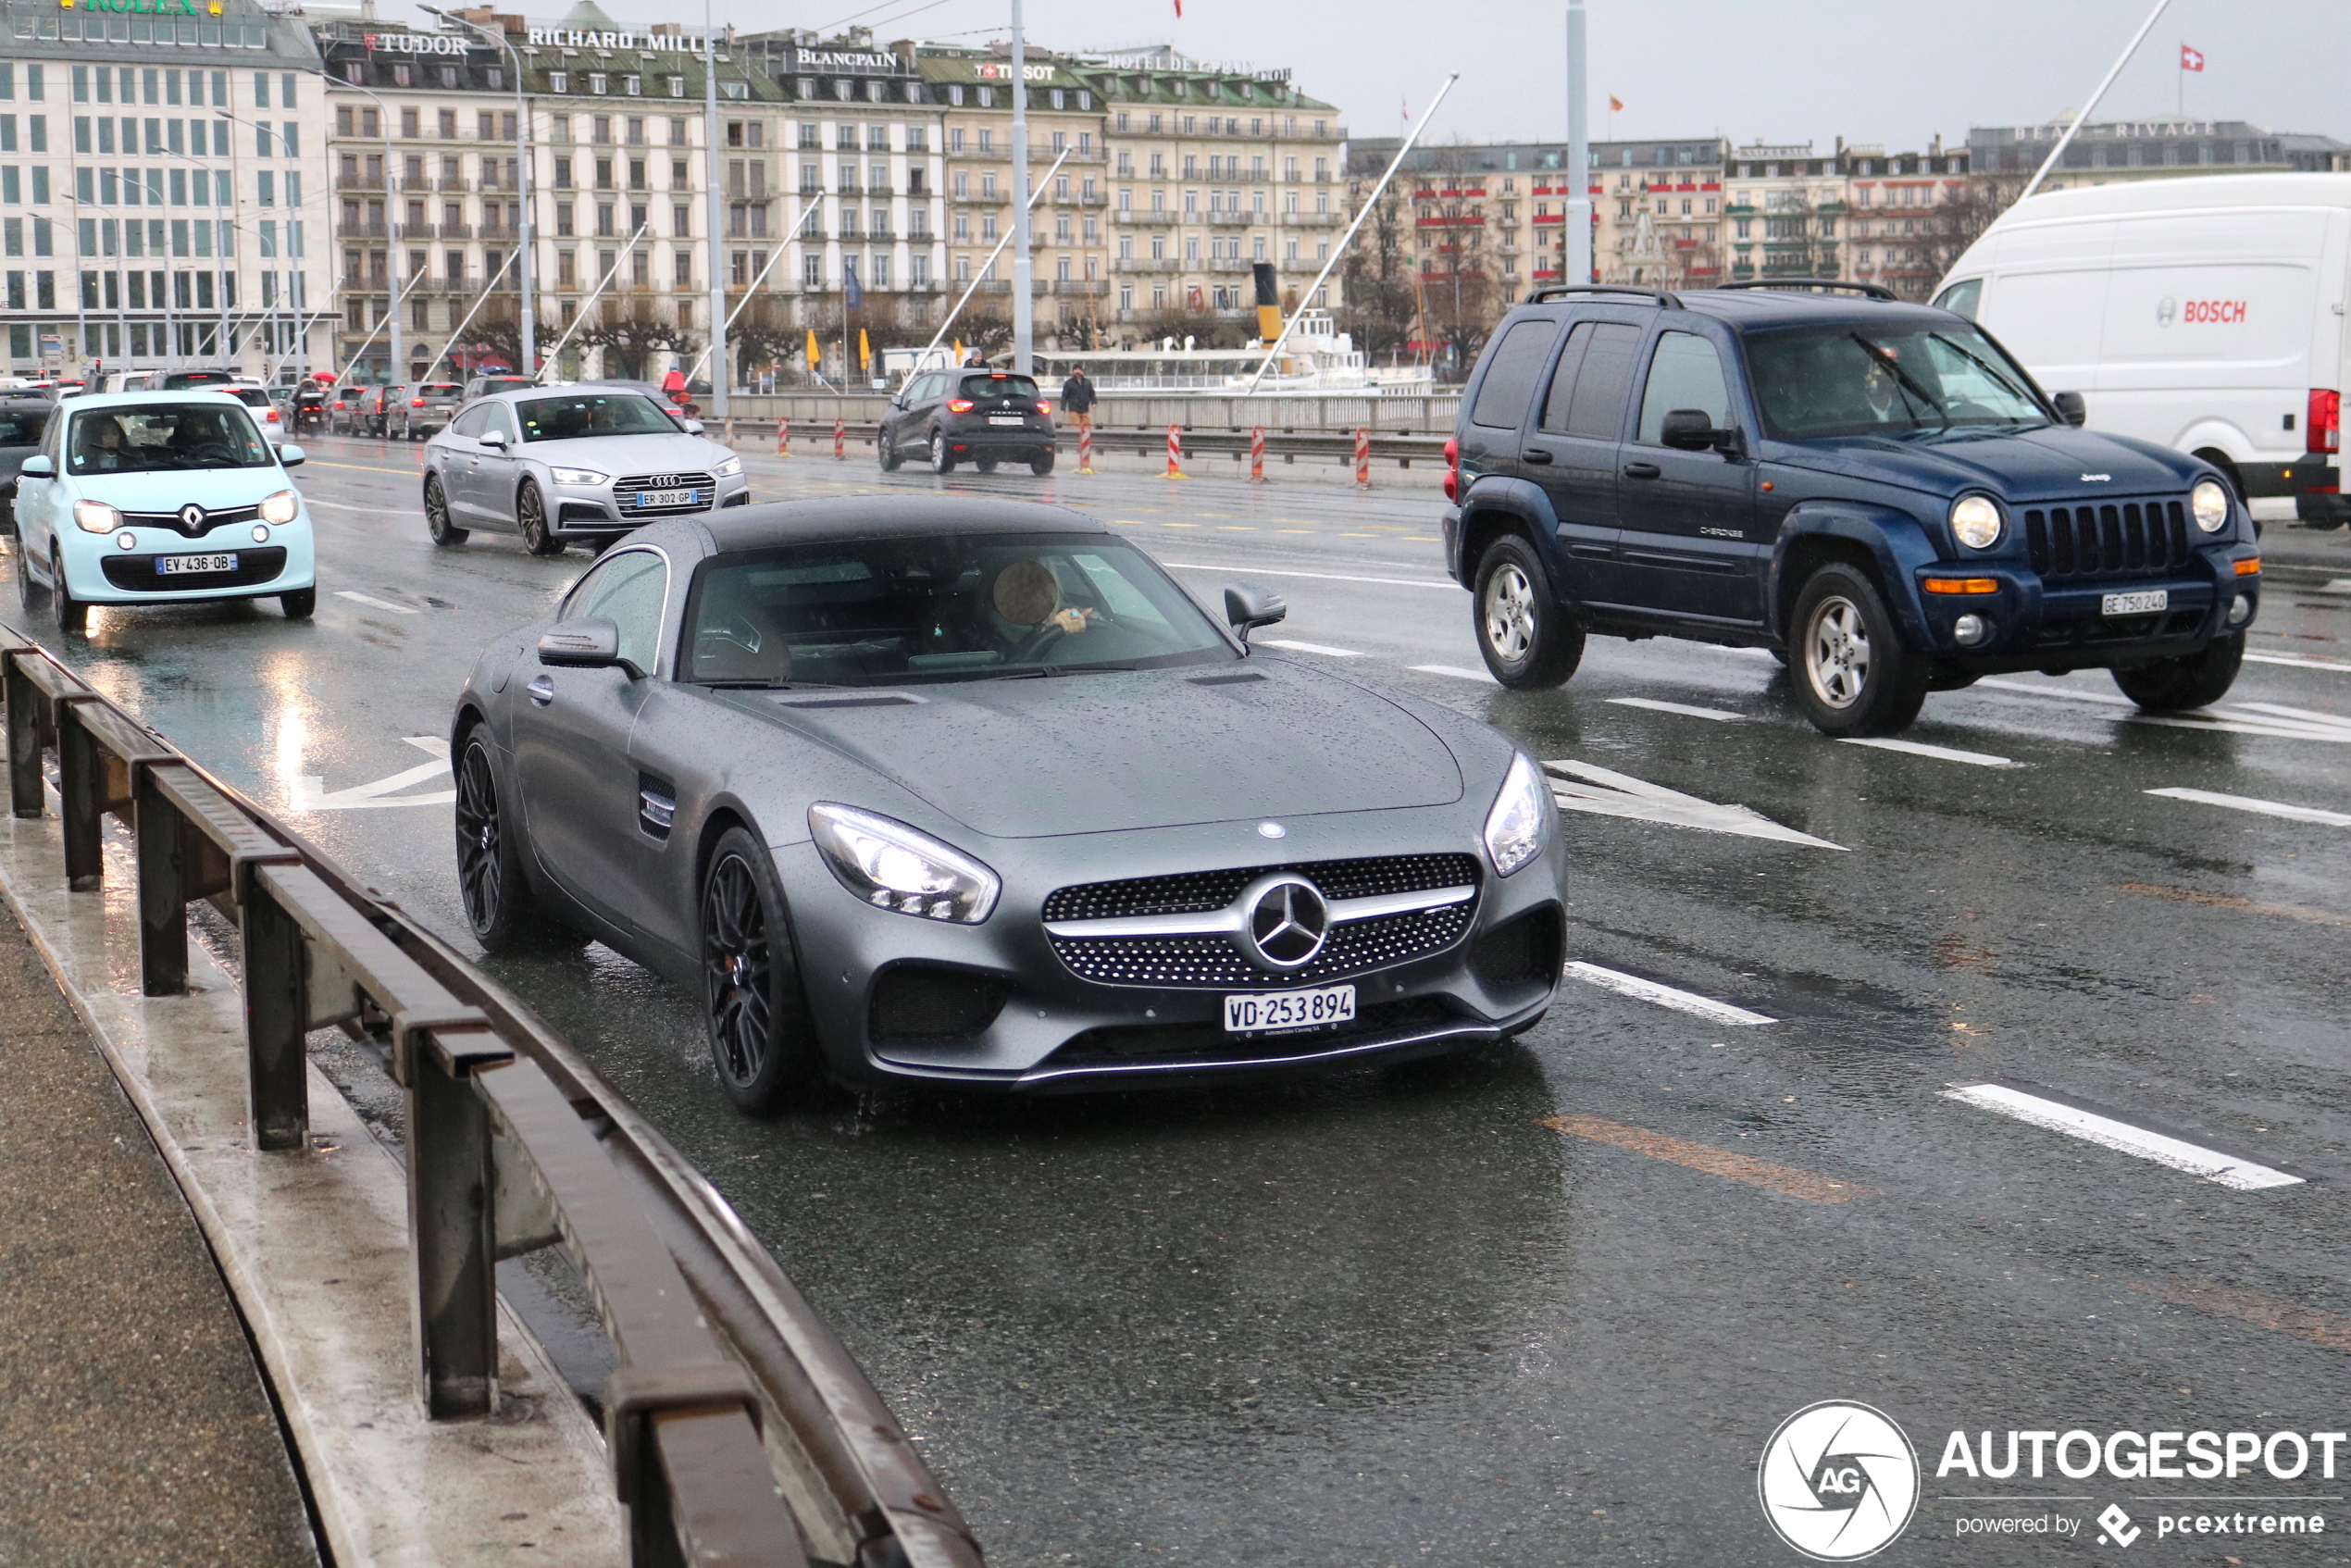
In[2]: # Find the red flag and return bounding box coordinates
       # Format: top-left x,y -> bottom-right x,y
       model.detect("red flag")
2180,43 -> 2205,71
1608,93 -> 1624,112
1173,0 -> 1182,14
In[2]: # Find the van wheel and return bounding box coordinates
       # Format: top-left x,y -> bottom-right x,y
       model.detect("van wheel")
1789,563 -> 1930,735
1473,535 -> 1584,689
2113,632 -> 2244,711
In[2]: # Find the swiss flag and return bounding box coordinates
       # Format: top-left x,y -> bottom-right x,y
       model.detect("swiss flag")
2181,43 -> 2205,71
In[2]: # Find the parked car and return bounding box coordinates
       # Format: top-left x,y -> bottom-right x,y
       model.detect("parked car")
366,385 -> 404,438
9,392 -> 316,633
1443,280 -> 2260,735
221,384 -> 290,445
328,384 -> 377,435
1935,172 -> 2350,528
449,494 -> 1568,1108
389,380 -> 466,441
157,369 -> 242,392
878,367 -> 1057,475
462,374 -> 538,404
421,386 -> 747,554
0,395 -> 54,536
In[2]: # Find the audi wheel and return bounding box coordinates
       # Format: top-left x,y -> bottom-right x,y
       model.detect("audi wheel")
424,474 -> 468,546
517,481 -> 565,556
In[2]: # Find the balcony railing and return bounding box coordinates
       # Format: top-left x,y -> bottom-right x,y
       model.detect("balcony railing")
336,221 -> 389,239
334,171 -> 387,192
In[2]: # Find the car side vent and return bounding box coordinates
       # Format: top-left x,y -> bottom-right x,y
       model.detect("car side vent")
769,691 -> 928,709
637,774 -> 676,839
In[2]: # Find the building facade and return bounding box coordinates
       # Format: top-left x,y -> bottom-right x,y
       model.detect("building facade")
1968,118 -> 2350,193
1723,139 -> 1970,297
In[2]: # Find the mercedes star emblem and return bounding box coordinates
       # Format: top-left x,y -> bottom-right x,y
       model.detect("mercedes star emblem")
1244,874 -> 1328,969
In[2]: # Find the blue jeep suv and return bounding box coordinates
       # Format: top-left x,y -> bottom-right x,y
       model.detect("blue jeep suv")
1441,281 -> 2262,735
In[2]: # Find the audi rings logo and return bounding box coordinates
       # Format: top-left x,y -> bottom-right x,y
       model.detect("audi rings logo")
179,504 -> 206,530
1758,1401 -> 1920,1561
1242,874 -> 1327,969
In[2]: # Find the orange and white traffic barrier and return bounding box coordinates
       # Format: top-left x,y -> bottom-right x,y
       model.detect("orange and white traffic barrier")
833,417 -> 846,460
776,417 -> 790,456
1353,426 -> 1371,489
1250,425 -> 1266,484
1078,424 -> 1094,474
1165,423 -> 1184,479
725,416 -> 737,446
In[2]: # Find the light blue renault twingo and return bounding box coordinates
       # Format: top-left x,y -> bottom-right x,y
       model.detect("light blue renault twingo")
12,391 -> 317,635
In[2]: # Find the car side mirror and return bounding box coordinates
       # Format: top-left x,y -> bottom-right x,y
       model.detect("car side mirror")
278,444 -> 305,467
1224,581 -> 1287,644
683,418 -> 706,434
18,454 -> 52,479
537,616 -> 643,678
2051,391 -> 2087,428
479,429 -> 509,450
1661,408 -> 1740,454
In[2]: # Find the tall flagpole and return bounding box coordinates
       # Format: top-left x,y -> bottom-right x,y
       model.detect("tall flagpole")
2018,0 -> 2170,205
1010,0 -> 1032,375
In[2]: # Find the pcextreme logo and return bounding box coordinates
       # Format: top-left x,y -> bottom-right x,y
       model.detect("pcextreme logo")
1759,1401 -> 1922,1561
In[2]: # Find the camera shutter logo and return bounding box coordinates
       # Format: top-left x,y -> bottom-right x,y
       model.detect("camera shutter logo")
1757,1400 -> 1919,1561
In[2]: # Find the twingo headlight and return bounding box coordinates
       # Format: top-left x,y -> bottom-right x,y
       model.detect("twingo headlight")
1949,493 -> 2003,550
72,499 -> 122,534
714,455 -> 744,479
257,489 -> 299,525
1482,752 -> 1551,878
549,466 -> 611,486
809,803 -> 1001,923
2191,477 -> 2231,532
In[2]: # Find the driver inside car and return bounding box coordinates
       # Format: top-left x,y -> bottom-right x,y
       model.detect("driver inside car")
989,557 -> 1096,642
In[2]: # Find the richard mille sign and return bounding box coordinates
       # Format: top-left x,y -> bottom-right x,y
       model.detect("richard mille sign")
527,27 -> 717,52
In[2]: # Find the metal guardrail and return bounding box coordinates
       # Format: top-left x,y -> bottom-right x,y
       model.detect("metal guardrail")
793,420 -> 1449,469
0,625 -> 985,1568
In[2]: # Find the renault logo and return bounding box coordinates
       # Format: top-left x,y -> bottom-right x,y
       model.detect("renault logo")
178,504 -> 206,530
1241,874 -> 1327,969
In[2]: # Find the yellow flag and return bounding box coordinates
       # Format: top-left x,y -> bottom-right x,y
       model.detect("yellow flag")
804,329 -> 820,372
858,328 -> 871,371
952,338 -> 964,364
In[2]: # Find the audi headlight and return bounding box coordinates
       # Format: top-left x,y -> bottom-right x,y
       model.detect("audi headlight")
715,455 -> 744,479
257,489 -> 299,525
2191,477 -> 2230,532
1949,494 -> 2003,550
809,803 -> 1001,923
550,466 -> 610,486
72,499 -> 121,534
1482,753 -> 1551,878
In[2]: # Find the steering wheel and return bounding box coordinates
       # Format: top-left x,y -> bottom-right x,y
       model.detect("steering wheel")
1011,621 -> 1069,664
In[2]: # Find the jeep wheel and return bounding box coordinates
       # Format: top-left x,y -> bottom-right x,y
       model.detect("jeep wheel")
2112,631 -> 2244,712
1472,535 -> 1584,689
1789,563 -> 1930,736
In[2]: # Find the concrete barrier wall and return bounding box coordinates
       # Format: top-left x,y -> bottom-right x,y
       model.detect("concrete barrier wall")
715,392 -> 1465,434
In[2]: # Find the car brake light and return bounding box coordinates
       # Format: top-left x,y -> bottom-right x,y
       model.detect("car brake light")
1035,399 -> 1052,415
411,397 -> 425,406
948,398 -> 975,413
265,407 -> 280,421
1444,435 -> 1460,504
2308,388 -> 2339,454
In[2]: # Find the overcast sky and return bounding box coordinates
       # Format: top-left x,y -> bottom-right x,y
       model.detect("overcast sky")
376,0 -> 2351,152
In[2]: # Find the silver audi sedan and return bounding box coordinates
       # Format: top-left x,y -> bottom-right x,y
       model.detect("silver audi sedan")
421,385 -> 749,555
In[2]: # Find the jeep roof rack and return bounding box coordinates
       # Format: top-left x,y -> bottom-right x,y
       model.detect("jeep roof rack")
1716,279 -> 1900,302
1523,283 -> 1686,309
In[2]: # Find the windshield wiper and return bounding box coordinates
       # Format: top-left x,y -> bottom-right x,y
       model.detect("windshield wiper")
979,664 -> 1140,680
1926,332 -> 2042,415
1848,333 -> 1949,431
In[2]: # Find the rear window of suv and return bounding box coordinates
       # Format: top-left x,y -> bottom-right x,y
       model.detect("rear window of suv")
1469,318 -> 1561,429
958,374 -> 1039,402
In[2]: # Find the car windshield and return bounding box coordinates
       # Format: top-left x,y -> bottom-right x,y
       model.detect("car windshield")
0,407 -> 47,445
1745,324 -> 2051,440
683,531 -> 1236,687
68,403 -> 271,473
960,374 -> 1039,402
230,389 -> 271,407
517,393 -> 680,442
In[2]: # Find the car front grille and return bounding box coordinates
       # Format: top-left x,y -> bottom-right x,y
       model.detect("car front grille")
614,470 -> 717,517
100,547 -> 288,591
1042,852 -> 1479,922
122,504 -> 263,539
2023,498 -> 2191,580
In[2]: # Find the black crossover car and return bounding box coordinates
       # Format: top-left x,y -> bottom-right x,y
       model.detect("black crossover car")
1443,280 -> 2262,735
452,496 -> 1568,1107
878,368 -> 1057,475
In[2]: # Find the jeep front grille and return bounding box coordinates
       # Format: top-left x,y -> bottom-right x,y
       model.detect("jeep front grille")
2023,498 -> 2190,579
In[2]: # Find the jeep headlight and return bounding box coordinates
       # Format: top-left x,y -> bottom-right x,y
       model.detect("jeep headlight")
72,499 -> 121,534
1949,494 -> 2003,550
809,803 -> 1001,923
549,466 -> 610,486
257,489 -> 299,525
2191,478 -> 2230,532
1482,752 -> 1551,878
715,455 -> 744,479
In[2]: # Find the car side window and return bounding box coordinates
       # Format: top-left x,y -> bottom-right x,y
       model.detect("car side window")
566,550 -> 669,673
449,404 -> 490,439
1932,278 -> 1983,320
1549,322 -> 1645,441
1635,331 -> 1736,445
1537,323 -> 1594,432
481,404 -> 517,443
1468,318 -> 1561,429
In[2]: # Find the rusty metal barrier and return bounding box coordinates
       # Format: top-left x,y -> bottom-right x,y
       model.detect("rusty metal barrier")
0,623 -> 985,1568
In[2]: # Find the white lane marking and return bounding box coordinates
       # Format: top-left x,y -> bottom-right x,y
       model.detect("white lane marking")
289,736 -> 453,811
1260,638 -> 1364,657
2320,578 -> 2351,594
1412,663 -> 1499,684
1973,676 -> 2135,706
2146,787 -> 2351,828
2232,700 -> 2351,730
2130,711 -> 2351,742
1544,759 -> 1848,850
1942,1083 -> 2304,1191
1606,696 -> 1748,722
1159,561 -> 1456,590
2245,651 -> 2351,673
1976,678 -> 2351,740
1839,736 -> 2018,767
1563,961 -> 1776,1025
335,589 -> 420,616
305,497 -> 398,514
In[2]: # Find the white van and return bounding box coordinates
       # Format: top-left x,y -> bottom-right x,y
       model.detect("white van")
1933,172 -> 2350,528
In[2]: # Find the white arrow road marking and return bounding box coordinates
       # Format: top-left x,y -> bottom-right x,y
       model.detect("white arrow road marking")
1942,1083 -> 2304,1191
1973,676 -> 2135,706
1260,638 -> 1364,657
2146,787 -> 2351,828
334,590 -> 420,615
1542,759 -> 1848,850
1606,696 -> 1748,721
289,736 -> 453,811
2128,710 -> 2351,742
2323,578 -> 2351,594
2245,651 -> 2351,672
1412,664 -> 1499,684
1563,961 -> 1777,1025
1839,736 -> 2018,767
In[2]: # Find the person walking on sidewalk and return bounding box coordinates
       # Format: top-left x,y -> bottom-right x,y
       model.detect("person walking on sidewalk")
1059,365 -> 1098,433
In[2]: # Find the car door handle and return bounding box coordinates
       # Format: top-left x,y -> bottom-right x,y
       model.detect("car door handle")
527,675 -> 554,705
1623,462 -> 1661,479
1521,449 -> 1554,465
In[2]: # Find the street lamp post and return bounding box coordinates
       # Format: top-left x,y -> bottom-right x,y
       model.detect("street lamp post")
424,6 -> 535,375
703,1 -> 727,414
1009,0 -> 1031,375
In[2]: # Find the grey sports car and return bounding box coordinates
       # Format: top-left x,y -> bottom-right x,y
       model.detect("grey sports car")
450,495 -> 1568,1108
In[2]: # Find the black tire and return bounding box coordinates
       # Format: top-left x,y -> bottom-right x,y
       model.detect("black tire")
976,458 -> 999,475
12,537 -> 40,604
1030,450 -> 1055,476
1788,562 -> 1931,736
517,481 -> 565,556
930,431 -> 955,474
453,730 -> 565,952
424,473 -> 468,545
878,428 -> 902,471
1472,534 -> 1584,689
2112,631 -> 2245,712
51,552 -> 84,635
699,826 -> 828,1114
280,587 -> 316,619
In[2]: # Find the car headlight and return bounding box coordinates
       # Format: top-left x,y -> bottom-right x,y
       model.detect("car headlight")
715,455 -> 744,479
549,467 -> 610,486
809,803 -> 1001,923
2191,477 -> 2230,532
1949,494 -> 2003,550
258,489 -> 299,525
1482,752 -> 1551,878
72,499 -> 121,534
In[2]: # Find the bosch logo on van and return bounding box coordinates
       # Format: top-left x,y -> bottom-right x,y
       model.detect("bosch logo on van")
2170,298 -> 2248,325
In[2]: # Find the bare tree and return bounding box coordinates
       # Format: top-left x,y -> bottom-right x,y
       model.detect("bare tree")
1903,172 -> 2029,299
1413,142 -> 1501,379
576,301 -> 698,381
1341,179 -> 1415,359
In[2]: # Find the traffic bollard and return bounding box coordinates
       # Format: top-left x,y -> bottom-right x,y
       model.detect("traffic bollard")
1078,425 -> 1094,474
1250,426 -> 1266,484
833,417 -> 846,460
724,416 -> 736,446
776,417 -> 790,457
1354,426 -> 1371,489
1165,423 -> 1184,479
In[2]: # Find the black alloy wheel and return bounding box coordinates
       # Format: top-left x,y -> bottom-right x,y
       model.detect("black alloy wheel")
50,551 -> 85,635
930,430 -> 955,474
517,481 -> 565,556
453,731 -> 557,951
699,826 -> 827,1114
1473,535 -> 1584,689
1787,562 -> 1930,736
1030,450 -> 1055,476
878,427 -> 902,471
2112,631 -> 2245,711
424,473 -> 468,545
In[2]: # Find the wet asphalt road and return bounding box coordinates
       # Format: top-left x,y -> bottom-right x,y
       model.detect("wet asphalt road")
7,434 -> 2351,1567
